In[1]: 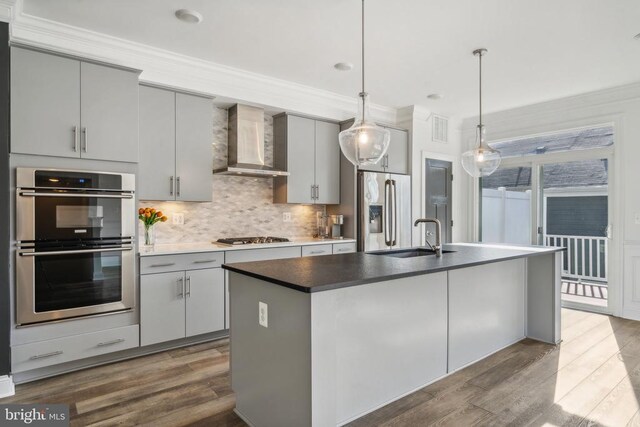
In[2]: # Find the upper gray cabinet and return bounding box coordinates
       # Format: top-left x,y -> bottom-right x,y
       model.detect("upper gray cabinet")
339,120 -> 409,175
138,85 -> 213,202
273,114 -> 340,205
79,62 -> 139,162
175,93 -> 214,202
384,127 -> 409,175
10,47 -> 140,162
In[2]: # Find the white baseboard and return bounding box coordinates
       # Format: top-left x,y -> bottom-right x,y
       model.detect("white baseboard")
0,375 -> 15,398
623,307 -> 640,321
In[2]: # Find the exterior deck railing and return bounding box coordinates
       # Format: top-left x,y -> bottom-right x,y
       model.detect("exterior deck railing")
545,234 -> 608,282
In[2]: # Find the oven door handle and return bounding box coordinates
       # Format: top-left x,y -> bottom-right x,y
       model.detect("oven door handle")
19,191 -> 134,199
19,246 -> 134,257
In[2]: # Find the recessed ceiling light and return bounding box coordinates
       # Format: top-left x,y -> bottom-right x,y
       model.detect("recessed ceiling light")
427,93 -> 444,100
175,9 -> 203,24
334,62 -> 354,71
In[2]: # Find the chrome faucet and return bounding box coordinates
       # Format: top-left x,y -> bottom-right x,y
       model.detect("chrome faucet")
414,218 -> 442,257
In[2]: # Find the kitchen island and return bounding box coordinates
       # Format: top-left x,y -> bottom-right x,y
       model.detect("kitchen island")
224,243 -> 564,427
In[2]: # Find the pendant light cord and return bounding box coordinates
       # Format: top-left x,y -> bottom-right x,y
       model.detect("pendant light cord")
478,50 -> 482,128
361,0 -> 365,95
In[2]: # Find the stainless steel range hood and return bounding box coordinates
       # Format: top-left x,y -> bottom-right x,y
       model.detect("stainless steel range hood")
213,104 -> 290,177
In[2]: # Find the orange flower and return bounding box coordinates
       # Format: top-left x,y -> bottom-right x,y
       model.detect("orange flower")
161,216 -> 168,222
150,208 -> 156,214
138,208 -> 144,215
144,212 -> 151,218
156,211 -> 163,217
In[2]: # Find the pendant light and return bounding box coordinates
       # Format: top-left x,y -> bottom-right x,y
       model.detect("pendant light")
461,48 -> 501,178
339,0 -> 390,167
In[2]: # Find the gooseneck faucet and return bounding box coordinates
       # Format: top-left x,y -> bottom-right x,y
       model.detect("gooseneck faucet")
414,218 -> 442,257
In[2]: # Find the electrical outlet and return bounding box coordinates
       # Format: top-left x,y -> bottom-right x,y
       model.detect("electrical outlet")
258,301 -> 268,328
283,212 -> 292,222
172,213 -> 185,225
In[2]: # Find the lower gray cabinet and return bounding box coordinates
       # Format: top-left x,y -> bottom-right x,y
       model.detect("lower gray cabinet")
186,268 -> 225,337
141,267 -> 225,346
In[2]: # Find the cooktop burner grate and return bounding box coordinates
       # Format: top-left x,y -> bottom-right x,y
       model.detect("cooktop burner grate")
216,236 -> 291,245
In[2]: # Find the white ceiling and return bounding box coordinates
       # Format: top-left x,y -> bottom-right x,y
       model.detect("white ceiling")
22,0 -> 640,118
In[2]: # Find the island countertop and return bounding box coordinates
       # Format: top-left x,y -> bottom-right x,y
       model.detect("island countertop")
222,243 -> 565,293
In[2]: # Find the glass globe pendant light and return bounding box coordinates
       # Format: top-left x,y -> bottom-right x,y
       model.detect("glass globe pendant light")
461,48 -> 501,178
339,0 -> 390,166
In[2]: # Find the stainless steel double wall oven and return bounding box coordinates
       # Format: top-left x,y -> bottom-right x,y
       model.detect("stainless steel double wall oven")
16,168 -> 135,325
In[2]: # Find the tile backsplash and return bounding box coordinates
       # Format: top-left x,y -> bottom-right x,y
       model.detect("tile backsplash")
139,107 -> 324,244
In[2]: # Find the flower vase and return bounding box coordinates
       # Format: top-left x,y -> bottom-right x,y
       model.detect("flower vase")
144,225 -> 155,246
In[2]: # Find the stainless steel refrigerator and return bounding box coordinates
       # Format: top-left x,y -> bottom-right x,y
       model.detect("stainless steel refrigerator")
358,171 -> 412,252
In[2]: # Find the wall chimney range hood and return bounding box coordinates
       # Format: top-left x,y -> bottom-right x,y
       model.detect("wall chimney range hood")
213,104 -> 290,177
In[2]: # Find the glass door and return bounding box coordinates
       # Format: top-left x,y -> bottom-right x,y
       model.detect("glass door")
539,158 -> 610,310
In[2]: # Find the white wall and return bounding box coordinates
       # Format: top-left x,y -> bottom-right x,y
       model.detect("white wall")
397,106 -> 464,246
460,82 -> 640,319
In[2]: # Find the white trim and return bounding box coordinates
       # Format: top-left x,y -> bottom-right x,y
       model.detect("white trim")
420,150 -> 457,245
0,0 -> 16,23
622,307 -> 640,322
8,8 -> 397,124
0,375 -> 15,398
544,186 -> 608,197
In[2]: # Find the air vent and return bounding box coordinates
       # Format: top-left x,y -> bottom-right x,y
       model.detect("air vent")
432,115 -> 449,143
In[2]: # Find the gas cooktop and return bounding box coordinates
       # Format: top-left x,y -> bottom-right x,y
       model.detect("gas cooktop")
216,236 -> 291,246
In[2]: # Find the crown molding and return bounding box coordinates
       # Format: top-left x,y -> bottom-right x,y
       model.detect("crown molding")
9,9 -> 398,124
0,0 -> 16,23
461,81 -> 640,132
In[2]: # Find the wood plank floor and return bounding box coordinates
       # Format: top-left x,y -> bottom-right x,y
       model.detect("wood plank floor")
3,309 -> 640,426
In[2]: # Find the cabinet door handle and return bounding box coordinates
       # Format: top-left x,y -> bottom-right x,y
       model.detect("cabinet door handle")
72,126 -> 78,152
316,185 -> 319,200
170,176 -> 174,196
186,276 -> 191,297
97,338 -> 125,347
149,262 -> 175,268
176,177 -> 181,197
178,277 -> 184,298
29,350 -> 63,360
82,127 -> 88,153
309,250 -> 326,254
311,185 -> 315,200
193,259 -> 217,264
337,248 -> 351,252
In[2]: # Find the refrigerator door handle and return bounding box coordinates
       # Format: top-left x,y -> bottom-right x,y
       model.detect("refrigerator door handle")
392,179 -> 398,246
384,179 -> 392,246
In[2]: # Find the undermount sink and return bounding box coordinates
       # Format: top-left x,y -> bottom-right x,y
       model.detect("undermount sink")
371,248 -> 455,258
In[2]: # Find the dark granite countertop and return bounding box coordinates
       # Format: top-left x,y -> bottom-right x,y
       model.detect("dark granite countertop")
222,243 -> 565,293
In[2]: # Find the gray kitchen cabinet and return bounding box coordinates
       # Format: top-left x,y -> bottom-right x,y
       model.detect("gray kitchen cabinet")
175,93 -> 214,202
11,47 -> 81,158
80,62 -> 139,162
138,85 -> 213,202
185,268 -> 225,337
138,85 -> 176,201
140,271 -> 186,346
384,127 -> 409,174
339,119 -> 409,175
140,253 -> 226,346
273,114 -> 340,204
10,47 -> 140,162
314,120 -> 341,204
